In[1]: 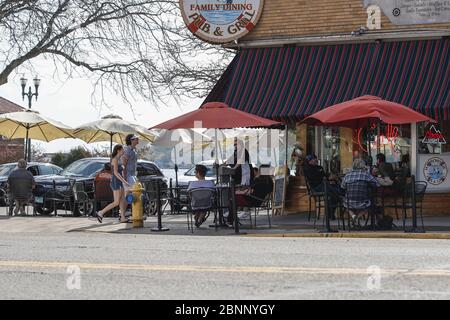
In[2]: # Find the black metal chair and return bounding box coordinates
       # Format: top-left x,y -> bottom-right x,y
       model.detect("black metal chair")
72,181 -> 92,216
342,180 -> 376,231
379,186 -> 401,220
187,188 -> 217,233
401,181 -> 427,231
379,168 -> 410,220
143,180 -> 169,216
304,178 -> 325,227
44,179 -> 76,216
244,191 -> 273,229
7,177 -> 35,216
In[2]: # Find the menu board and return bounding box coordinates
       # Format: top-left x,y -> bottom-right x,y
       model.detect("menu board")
272,175 -> 286,213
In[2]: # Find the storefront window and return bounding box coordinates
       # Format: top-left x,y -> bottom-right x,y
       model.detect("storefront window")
370,123 -> 411,168
418,121 -> 449,154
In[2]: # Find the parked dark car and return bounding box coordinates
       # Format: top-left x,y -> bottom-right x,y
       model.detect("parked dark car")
0,162 -> 63,206
33,157 -> 167,216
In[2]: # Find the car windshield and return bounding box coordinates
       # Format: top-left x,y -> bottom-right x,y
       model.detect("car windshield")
185,165 -> 216,177
61,160 -> 105,177
0,164 -> 16,176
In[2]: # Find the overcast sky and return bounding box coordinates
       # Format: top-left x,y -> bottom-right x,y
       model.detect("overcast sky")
0,57 -> 201,153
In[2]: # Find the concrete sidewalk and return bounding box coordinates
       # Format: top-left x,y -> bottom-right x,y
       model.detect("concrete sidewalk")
1,205 -> 450,239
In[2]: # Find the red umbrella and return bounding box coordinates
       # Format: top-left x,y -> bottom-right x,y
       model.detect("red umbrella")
151,102 -> 285,183
302,95 -> 434,128
151,102 -> 283,130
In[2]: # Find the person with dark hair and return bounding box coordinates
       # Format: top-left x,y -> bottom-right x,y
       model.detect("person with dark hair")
122,134 -> 139,188
187,164 -> 215,227
373,153 -> 394,186
96,144 -> 130,223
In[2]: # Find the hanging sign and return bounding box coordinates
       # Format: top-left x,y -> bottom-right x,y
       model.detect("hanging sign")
422,124 -> 447,145
180,0 -> 264,44
363,0 -> 450,25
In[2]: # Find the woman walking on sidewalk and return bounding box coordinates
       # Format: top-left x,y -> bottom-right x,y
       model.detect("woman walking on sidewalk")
96,144 -> 130,223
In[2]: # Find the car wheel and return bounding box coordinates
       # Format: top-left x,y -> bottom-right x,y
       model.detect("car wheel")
145,199 -> 168,216
35,205 -> 54,215
146,200 -> 157,215
0,191 -> 9,207
73,201 -> 94,217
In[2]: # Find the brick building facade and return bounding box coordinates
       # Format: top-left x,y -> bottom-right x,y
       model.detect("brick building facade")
241,0 -> 450,43
0,97 -> 25,164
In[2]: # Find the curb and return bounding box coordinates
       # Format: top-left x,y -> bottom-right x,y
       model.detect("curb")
242,232 -> 450,240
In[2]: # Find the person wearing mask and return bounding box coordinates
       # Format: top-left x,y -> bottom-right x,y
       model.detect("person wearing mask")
96,145 -> 130,223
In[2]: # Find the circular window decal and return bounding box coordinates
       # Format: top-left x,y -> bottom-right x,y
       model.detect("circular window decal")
423,157 -> 448,185
180,0 -> 264,44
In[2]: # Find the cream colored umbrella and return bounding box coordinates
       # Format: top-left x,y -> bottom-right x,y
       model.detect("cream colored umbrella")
152,129 -> 212,186
74,114 -> 158,154
0,109 -> 75,160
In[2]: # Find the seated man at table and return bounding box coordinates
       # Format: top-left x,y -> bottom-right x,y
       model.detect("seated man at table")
373,153 -> 395,186
303,155 -> 342,219
341,159 -> 380,226
187,164 -> 215,227
303,155 -> 325,192
7,159 -> 35,215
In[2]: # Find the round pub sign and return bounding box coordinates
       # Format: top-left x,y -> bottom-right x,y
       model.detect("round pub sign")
180,0 -> 264,44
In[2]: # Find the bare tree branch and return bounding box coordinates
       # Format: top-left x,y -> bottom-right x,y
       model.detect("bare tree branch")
0,0 -> 233,106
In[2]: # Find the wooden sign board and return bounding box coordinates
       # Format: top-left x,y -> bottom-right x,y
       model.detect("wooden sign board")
272,169 -> 287,216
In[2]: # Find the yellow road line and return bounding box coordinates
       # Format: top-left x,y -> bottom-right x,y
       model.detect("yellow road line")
1,260 -> 450,277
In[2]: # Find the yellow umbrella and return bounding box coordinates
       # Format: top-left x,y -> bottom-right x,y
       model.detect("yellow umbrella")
0,109 -> 75,160
74,114 -> 157,154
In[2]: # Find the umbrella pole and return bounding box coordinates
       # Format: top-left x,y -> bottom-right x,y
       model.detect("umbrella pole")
110,134 -> 113,156
25,128 -> 29,161
367,120 -> 373,172
174,150 -> 178,187
215,129 -> 220,183
285,126 -> 289,170
377,119 -> 381,155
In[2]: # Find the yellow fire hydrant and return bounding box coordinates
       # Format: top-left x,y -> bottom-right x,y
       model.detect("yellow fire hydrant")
130,181 -> 145,228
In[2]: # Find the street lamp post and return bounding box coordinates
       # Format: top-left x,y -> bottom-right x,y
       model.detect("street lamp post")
20,76 -> 41,161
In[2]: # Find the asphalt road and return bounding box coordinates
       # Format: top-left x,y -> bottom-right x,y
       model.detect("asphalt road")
1,232 -> 450,300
